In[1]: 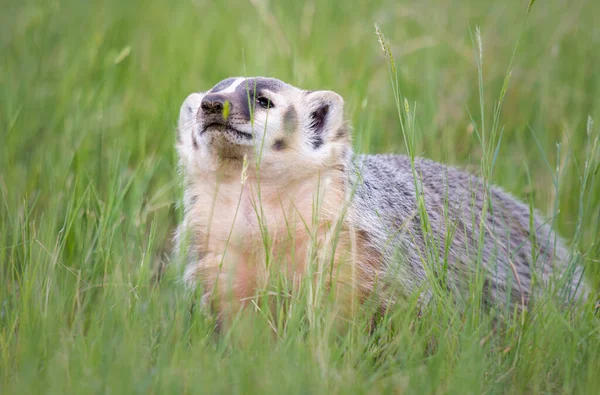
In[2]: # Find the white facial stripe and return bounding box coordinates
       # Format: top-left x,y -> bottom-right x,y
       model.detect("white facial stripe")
220,78 -> 245,94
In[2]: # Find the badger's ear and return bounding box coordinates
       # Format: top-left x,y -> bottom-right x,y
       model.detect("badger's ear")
303,90 -> 345,149
177,92 -> 204,145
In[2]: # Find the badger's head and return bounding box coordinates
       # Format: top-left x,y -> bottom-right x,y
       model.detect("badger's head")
177,77 -> 350,180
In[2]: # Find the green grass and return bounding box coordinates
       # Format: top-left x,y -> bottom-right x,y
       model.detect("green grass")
1,0 -> 600,393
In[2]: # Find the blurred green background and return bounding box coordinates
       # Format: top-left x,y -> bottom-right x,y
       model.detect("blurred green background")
2,0 -> 599,248
1,0 -> 599,393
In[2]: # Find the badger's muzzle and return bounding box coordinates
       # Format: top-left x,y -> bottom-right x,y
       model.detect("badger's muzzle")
201,93 -> 226,116
198,93 -> 252,143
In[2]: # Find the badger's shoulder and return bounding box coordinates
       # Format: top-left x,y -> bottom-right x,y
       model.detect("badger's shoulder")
346,152 -> 559,260
350,153 -> 528,217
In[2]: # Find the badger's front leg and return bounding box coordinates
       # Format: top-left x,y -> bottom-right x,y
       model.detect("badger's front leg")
184,250 -> 260,322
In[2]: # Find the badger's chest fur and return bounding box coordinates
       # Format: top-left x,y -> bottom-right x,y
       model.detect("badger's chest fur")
181,168 -> 356,317
175,76 -> 588,322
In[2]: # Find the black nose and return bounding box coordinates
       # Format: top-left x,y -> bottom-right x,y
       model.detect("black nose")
201,94 -> 226,115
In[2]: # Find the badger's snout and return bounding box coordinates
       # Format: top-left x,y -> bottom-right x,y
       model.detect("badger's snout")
200,93 -> 227,116
196,92 -> 253,144
198,93 -> 230,130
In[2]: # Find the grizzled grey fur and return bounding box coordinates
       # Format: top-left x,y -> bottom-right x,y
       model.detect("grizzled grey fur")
347,154 -> 588,309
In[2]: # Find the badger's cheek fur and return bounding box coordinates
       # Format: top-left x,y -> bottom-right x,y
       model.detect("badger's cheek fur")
188,132 -> 251,173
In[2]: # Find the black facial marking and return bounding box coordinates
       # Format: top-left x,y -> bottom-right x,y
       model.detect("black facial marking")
237,78 -> 286,95
282,106 -> 298,135
201,77 -> 289,125
309,102 -> 329,149
311,135 -> 323,150
238,94 -> 251,121
309,103 -> 329,133
272,138 -> 287,151
235,78 -> 287,121
211,77 -> 237,92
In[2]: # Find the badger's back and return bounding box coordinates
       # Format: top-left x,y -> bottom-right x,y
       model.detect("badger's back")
348,154 -> 587,309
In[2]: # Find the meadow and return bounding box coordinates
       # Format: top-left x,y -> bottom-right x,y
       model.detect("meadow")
1,0 -> 599,393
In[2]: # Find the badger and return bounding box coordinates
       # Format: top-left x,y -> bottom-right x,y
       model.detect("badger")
175,76 -> 588,321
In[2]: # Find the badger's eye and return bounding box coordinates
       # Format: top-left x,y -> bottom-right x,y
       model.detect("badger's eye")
256,96 -> 273,109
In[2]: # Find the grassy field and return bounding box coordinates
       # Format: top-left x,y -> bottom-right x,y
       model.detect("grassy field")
2,0 -> 600,393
